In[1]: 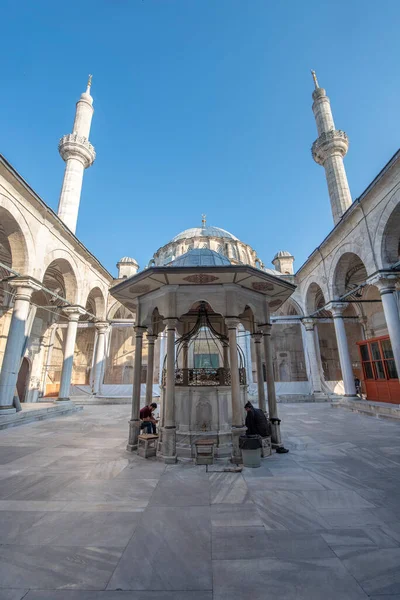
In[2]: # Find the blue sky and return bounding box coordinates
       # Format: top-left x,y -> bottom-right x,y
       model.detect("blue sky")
1,0 -> 399,276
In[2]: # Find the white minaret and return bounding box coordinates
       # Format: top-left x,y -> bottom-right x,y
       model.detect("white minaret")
57,75 -> 96,234
311,71 -> 352,225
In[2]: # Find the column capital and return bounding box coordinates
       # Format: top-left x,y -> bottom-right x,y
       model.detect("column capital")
163,318 -> 178,329
302,318 -> 316,331
326,302 -> 348,317
147,333 -> 158,344
63,305 -> 86,321
251,332 -> 263,343
134,325 -> 147,337
8,276 -> 42,300
95,321 -> 110,334
258,323 -> 272,335
225,317 -> 240,329
367,271 -> 399,295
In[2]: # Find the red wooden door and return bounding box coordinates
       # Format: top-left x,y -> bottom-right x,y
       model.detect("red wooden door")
357,337 -> 400,403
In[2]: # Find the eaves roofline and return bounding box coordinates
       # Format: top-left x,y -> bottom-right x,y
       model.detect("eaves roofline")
296,148 -> 400,274
110,264 -> 297,295
0,153 -> 113,282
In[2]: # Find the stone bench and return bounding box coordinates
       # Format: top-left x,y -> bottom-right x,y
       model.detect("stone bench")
138,434 -> 159,458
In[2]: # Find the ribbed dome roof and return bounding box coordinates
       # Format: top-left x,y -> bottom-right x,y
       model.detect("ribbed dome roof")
168,248 -> 231,267
172,226 -> 238,242
118,256 -> 138,264
273,250 -> 293,259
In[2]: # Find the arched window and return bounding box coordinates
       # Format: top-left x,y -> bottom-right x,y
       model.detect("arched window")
217,244 -> 225,255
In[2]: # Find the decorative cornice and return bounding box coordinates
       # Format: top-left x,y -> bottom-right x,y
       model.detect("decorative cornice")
251,332 -> 263,343
163,318 -> 179,329
8,276 -> 42,300
95,321 -> 110,334
326,301 -> 348,317
134,325 -> 147,336
58,133 -> 96,168
312,129 -> 349,164
63,305 -> 87,321
367,271 -> 399,294
302,318 -> 316,331
225,317 -> 241,330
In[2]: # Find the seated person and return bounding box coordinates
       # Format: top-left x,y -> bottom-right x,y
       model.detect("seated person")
140,402 -> 158,434
244,401 -> 270,437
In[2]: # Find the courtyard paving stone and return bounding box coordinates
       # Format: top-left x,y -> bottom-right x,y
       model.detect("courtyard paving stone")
0,403 -> 400,597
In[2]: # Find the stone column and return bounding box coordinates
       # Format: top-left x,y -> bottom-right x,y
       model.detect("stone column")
162,318 -> 178,463
159,329 -> 166,385
223,343 -> 229,368
245,328 -> 254,385
58,306 -> 86,401
226,318 -> 243,427
182,339 -> 189,386
302,318 -> 323,394
182,339 -> 189,369
369,274 -> 400,377
145,333 -> 157,407
252,332 -> 266,412
327,302 -> 357,396
226,318 -> 245,463
260,324 -> 277,419
0,277 -> 40,414
127,325 -> 146,451
238,324 -> 253,386
260,323 -> 287,451
92,322 -> 109,395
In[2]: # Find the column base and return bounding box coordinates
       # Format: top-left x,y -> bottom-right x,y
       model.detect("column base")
162,426 -> 176,463
231,426 -> 246,464
163,455 -> 177,464
56,398 -> 72,403
0,406 -> 17,415
126,443 -> 138,452
127,418 -> 140,452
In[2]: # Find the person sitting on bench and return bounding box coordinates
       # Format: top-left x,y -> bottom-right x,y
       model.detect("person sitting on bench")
140,402 -> 158,434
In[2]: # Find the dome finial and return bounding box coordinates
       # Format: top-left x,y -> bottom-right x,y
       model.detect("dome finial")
201,213 -> 206,228
86,74 -> 92,94
311,69 -> 319,89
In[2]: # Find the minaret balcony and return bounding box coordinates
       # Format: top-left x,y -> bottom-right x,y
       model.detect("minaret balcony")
312,129 -> 349,165
58,133 -> 96,168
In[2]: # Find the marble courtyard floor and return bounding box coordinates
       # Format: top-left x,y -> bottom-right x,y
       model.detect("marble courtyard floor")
1,405 -> 400,599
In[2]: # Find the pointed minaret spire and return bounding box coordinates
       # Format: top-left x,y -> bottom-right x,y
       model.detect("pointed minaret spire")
311,71 -> 352,225
57,76 -> 96,234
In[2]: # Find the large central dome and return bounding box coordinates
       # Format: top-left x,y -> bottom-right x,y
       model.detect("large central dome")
172,225 -> 238,242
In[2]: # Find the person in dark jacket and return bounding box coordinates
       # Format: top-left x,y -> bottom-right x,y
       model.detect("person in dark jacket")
244,401 -> 270,437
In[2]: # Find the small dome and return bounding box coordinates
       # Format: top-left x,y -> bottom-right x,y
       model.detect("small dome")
273,250 -> 293,260
171,226 -> 238,242
118,256 -> 139,265
168,248 -> 231,267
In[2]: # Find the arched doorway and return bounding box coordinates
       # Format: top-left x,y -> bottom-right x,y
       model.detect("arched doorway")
16,357 -> 30,403
332,251 -> 398,402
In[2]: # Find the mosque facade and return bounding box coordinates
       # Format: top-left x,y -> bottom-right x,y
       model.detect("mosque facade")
0,72 -> 399,428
